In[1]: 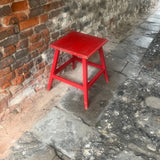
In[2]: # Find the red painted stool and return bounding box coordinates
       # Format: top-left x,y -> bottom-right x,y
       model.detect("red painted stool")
47,31 -> 109,110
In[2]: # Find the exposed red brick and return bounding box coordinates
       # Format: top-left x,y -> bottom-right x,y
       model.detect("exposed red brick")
42,28 -> 49,37
1,82 -> 12,89
0,72 -> 15,88
51,32 -> 59,39
35,56 -> 42,65
44,64 -> 52,77
48,1 -> 65,10
0,91 -> 10,112
16,39 -> 28,50
11,1 -> 28,12
0,0 -> 14,5
28,40 -> 44,52
24,72 -> 31,79
44,4 -> 52,12
49,10 -> 60,19
52,1 -> 63,9
20,29 -> 33,39
0,27 -> 14,40
45,64 -> 52,72
15,67 -> 23,76
3,13 -> 27,26
42,29 -> 50,45
47,0 -> 53,3
30,33 -> 41,43
0,56 -> 14,70
15,62 -> 32,76
24,62 -> 33,70
4,45 -> 16,57
37,61 -> 45,70
29,50 -> 39,58
12,75 -> 24,85
40,14 -> 48,23
38,44 -> 48,54
34,68 -> 44,78
44,37 -> 50,45
19,17 -> 39,31
0,67 -> 11,78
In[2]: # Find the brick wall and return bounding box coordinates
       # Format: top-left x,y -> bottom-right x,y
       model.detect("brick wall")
0,0 -> 158,115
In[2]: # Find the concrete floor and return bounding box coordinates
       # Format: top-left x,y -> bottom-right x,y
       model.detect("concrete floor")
0,3 -> 160,160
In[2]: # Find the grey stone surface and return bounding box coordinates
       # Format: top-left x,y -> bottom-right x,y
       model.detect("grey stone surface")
76,12 -> 160,159
59,77 -> 112,126
150,11 -> 160,18
114,151 -> 144,160
111,47 -> 128,59
106,70 -> 126,91
146,17 -> 160,24
80,78 -> 160,160
59,69 -> 126,126
133,27 -> 159,38
145,96 -> 160,109
140,22 -> 160,32
31,107 -> 93,159
122,62 -> 141,77
126,52 -> 144,64
106,56 -> 127,72
27,147 -> 56,160
111,42 -> 146,61
5,132 -> 56,160
137,111 -> 160,139
127,35 -> 153,48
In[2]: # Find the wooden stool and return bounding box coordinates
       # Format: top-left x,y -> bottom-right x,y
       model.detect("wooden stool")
47,31 -> 109,110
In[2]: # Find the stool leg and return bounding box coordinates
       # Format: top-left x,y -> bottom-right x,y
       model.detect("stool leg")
72,55 -> 76,70
47,50 -> 60,91
82,58 -> 88,110
99,47 -> 109,83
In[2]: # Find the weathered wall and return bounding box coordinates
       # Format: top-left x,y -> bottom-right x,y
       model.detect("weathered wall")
0,0 -> 158,114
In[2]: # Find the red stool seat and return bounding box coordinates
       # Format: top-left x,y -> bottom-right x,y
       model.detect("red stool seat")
48,31 -> 109,110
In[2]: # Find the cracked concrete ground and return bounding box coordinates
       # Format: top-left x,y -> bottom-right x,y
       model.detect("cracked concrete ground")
0,4 -> 160,160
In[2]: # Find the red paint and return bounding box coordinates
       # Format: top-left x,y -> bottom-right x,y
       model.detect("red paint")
50,31 -> 108,59
48,31 -> 109,110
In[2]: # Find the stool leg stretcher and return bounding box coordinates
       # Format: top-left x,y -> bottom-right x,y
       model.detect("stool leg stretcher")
47,48 -> 109,109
